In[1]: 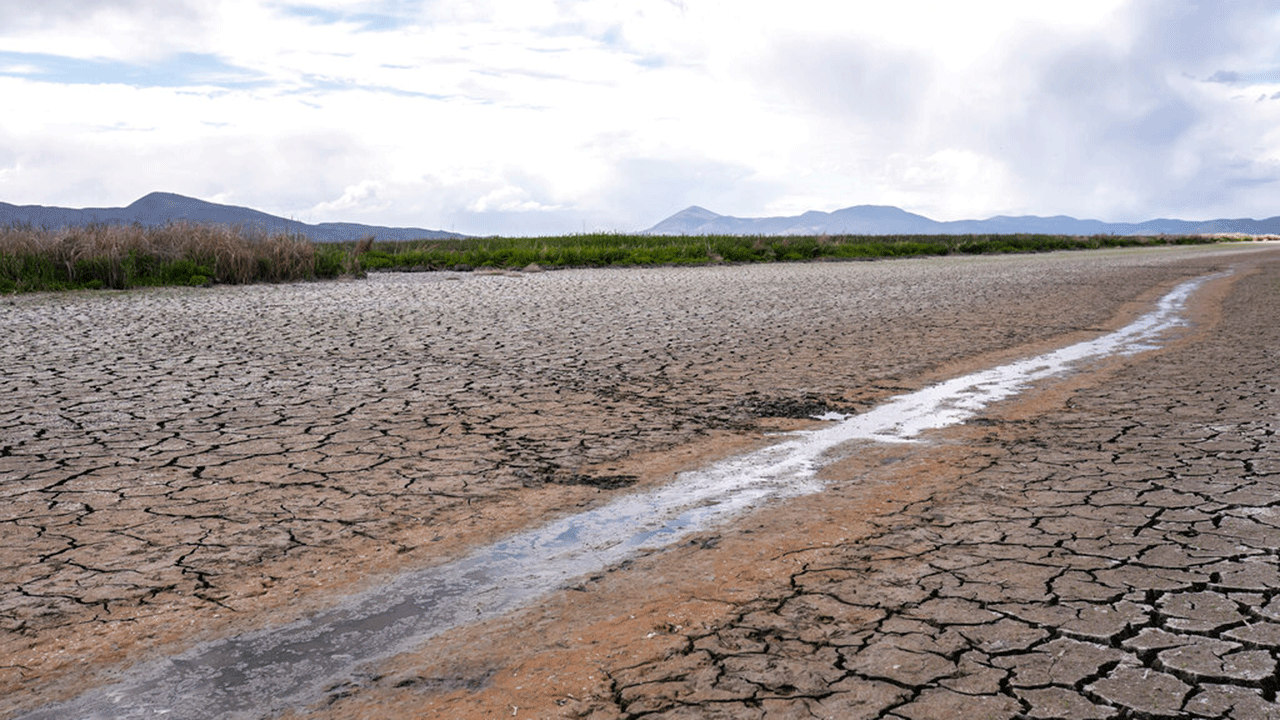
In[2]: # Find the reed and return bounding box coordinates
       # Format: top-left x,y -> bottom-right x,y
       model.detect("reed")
0,222 -> 343,292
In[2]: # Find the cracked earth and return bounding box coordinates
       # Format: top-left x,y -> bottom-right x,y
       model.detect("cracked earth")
3,244 -> 1278,719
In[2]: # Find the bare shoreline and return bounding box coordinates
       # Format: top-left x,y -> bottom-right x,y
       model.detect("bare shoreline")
3,243 -> 1278,718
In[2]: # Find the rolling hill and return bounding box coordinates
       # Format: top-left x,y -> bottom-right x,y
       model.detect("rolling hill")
643,204 -> 1280,236
0,192 -> 464,242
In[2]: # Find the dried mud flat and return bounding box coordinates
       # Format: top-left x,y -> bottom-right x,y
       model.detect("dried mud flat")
3,244 -> 1278,719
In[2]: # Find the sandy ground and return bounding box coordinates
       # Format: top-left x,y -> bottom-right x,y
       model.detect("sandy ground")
2,243 -> 1277,718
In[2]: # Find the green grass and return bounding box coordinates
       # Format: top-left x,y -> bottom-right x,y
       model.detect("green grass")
0,223 -> 1236,294
355,232 -> 1228,271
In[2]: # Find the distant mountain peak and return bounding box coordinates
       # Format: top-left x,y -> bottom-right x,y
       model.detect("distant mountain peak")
642,204 -> 1280,237
130,190 -> 192,204
0,191 -> 464,242
642,205 -> 726,235
835,204 -> 923,216
126,191 -> 218,211
672,205 -> 722,219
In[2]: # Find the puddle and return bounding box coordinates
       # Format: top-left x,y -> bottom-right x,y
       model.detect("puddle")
18,272 -> 1224,720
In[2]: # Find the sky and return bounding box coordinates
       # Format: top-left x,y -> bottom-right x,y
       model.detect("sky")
1,0 -> 1278,236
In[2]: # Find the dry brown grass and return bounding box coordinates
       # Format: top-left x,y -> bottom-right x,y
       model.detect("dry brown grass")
0,222 -> 337,291
349,235 -> 376,274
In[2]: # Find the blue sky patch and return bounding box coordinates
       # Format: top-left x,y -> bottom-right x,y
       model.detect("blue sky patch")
277,3 -> 410,32
0,51 -> 270,89
1206,67 -> 1280,85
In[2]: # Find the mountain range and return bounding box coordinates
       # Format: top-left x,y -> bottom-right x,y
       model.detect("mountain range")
0,192 -> 463,242
4,192 -> 1278,239
642,204 -> 1280,236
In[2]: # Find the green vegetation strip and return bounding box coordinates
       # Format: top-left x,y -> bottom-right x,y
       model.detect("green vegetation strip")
0,223 -> 1234,293
357,232 -> 1223,271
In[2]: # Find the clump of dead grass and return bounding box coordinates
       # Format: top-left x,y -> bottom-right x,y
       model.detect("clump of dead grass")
0,222 -> 345,292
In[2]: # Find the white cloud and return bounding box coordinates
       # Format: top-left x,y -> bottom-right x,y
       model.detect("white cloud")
0,0 -> 1277,232
880,150 -> 1019,217
467,185 -> 561,214
311,179 -> 389,215
0,1 -> 214,62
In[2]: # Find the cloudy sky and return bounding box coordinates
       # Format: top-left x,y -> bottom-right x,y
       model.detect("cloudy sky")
1,1 -> 1278,235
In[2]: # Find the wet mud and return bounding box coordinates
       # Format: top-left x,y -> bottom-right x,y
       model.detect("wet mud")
2,244 -> 1277,718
